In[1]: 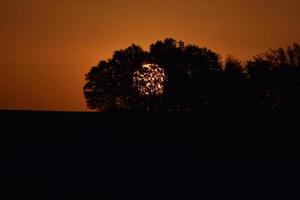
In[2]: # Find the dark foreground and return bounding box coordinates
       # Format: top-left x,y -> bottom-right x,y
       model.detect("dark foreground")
1,110 -> 299,199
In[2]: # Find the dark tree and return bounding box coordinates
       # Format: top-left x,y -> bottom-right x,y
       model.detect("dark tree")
84,38 -> 224,111
150,39 -> 223,111
84,44 -> 149,111
246,43 -> 300,110
84,38 -> 300,111
223,56 -> 251,109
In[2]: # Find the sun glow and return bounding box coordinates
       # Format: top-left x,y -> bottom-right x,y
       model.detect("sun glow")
133,64 -> 166,96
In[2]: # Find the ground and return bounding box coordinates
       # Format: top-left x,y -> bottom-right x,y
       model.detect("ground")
0,110 -> 299,199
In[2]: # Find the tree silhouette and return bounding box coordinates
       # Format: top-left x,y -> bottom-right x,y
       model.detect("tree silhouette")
223,56 -> 251,109
84,38 -> 224,111
149,39 -> 224,111
84,44 -> 149,111
84,39 -> 300,111
246,43 -> 300,110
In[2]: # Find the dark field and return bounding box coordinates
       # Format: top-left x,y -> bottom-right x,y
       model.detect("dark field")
1,110 -> 299,199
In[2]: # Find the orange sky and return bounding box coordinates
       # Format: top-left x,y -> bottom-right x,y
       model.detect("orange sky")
1,0 -> 300,111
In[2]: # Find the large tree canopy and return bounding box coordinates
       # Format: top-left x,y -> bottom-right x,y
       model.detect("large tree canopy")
246,43 -> 300,110
84,44 -> 149,111
84,38 -> 223,111
84,39 -> 300,111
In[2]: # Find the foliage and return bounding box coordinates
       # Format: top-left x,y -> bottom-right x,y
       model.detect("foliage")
84,39 -> 300,111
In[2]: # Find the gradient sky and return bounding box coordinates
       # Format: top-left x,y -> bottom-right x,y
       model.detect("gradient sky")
1,0 -> 300,111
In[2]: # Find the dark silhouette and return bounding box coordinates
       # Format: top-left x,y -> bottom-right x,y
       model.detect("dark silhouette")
223,56 -> 252,109
247,43 -> 300,110
84,39 -> 300,111
84,44 -> 148,111
149,39 -> 223,111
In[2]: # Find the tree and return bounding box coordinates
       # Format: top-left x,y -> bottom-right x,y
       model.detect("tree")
84,38 -> 224,111
84,39 -> 300,111
223,56 -> 251,109
246,43 -> 300,110
84,44 -> 149,111
149,39 -> 223,111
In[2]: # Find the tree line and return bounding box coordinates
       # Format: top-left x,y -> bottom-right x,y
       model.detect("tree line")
84,38 -> 300,111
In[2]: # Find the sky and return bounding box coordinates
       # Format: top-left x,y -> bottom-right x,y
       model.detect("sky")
1,0 -> 300,111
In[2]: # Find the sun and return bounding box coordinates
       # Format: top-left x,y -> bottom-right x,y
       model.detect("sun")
133,64 -> 166,96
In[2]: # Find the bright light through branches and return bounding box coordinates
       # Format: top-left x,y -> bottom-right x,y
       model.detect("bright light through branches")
133,64 -> 166,96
